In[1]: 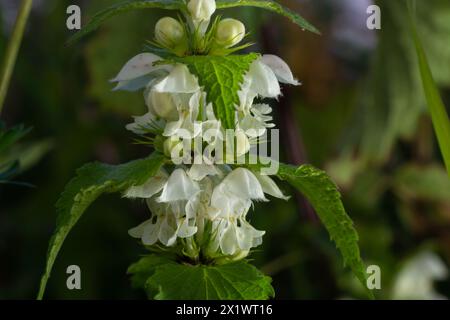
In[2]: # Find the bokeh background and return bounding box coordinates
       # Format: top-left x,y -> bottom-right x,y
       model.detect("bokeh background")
0,0 -> 449,299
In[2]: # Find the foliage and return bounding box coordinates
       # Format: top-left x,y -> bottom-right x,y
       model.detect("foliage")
37,152 -> 166,299
170,53 -> 259,128
129,255 -> 274,300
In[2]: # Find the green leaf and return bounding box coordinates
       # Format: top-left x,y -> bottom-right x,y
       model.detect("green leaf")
129,255 -> 274,300
171,53 -> 259,128
37,152 -> 166,300
276,164 -> 373,298
408,0 -> 450,177
216,0 -> 320,34
66,0 -> 185,46
246,160 -> 373,299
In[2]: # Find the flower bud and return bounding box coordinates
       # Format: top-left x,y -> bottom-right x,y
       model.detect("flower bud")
164,136 -> 181,157
187,0 -> 216,22
155,17 -> 185,48
148,90 -> 179,121
215,18 -> 245,48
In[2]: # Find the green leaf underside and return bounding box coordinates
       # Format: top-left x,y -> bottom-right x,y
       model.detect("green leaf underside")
216,0 -> 320,34
37,152 -> 166,299
172,54 -> 259,128
128,255 -> 274,300
246,161 -> 373,299
67,0 -> 319,45
408,1 -> 450,176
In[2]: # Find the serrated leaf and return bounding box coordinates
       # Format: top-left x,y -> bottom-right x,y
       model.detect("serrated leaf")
171,54 -> 259,128
216,0 -> 320,34
67,0 -> 185,46
276,164 -> 373,299
129,255 -> 274,300
246,160 -> 373,299
37,152 -> 166,300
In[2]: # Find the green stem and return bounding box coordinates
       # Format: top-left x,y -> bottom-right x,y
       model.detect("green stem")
0,0 -> 33,115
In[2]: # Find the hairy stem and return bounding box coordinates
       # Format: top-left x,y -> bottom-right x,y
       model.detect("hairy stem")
0,0 -> 33,114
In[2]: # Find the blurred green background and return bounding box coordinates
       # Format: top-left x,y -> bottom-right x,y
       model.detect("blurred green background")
0,0 -> 449,299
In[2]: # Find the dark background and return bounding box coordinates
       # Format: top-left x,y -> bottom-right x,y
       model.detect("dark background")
0,0 -> 449,299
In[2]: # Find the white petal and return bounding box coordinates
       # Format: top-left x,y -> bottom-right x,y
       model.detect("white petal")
128,220 -> 150,238
177,218 -> 198,238
113,69 -> 168,91
158,169 -> 200,202
111,53 -> 164,82
236,220 -> 254,251
261,54 -> 300,85
141,219 -> 161,246
254,172 -> 290,200
148,90 -> 179,121
249,60 -> 280,98
123,169 -> 168,198
125,112 -> 163,135
222,168 -> 266,201
235,130 -> 251,156
188,164 -> 221,181
158,215 -> 177,246
239,115 -> 267,138
220,222 -> 238,255
153,64 -> 199,93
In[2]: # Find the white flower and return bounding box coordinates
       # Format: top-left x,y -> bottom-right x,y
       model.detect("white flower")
153,64 -> 200,93
238,104 -> 275,138
238,55 -> 300,109
392,251 -> 448,300
123,169 -> 168,199
235,129 -> 251,157
146,90 -> 179,121
188,164 -> 222,181
187,0 -> 216,26
162,90 -> 202,139
111,53 -> 170,91
158,168 -> 200,202
253,171 -> 290,200
125,112 -> 164,134
215,18 -> 245,48
215,213 -> 265,255
260,54 -> 300,85
155,17 -> 185,48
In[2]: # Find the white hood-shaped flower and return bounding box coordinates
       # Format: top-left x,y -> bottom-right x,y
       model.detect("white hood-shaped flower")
261,54 -> 300,85
238,55 -> 299,109
154,64 -> 200,93
111,53 -> 170,91
158,168 -> 200,202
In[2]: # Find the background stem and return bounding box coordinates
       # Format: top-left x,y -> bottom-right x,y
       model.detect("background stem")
0,0 -> 33,115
